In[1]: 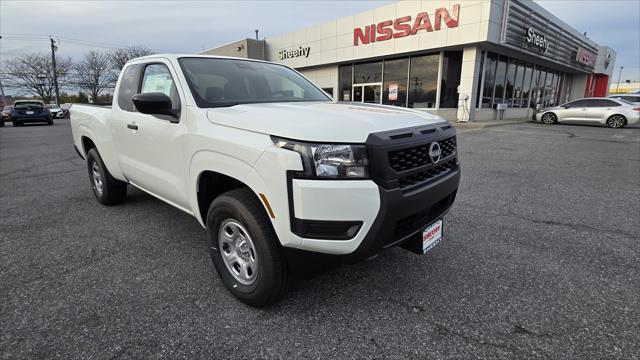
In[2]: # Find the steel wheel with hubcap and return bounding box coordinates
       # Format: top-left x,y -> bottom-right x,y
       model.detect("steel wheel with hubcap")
207,188 -> 291,307
91,161 -> 104,196
218,219 -> 258,285
85,148 -> 128,205
606,115 -> 626,128
541,112 -> 557,124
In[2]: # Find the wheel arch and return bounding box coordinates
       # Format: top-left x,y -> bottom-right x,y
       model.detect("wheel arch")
189,150 -> 273,228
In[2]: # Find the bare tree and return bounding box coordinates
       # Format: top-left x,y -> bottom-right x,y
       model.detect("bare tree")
74,51 -> 113,103
2,53 -> 73,103
110,45 -> 154,71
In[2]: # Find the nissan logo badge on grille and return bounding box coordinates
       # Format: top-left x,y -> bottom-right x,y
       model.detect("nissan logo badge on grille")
429,142 -> 442,163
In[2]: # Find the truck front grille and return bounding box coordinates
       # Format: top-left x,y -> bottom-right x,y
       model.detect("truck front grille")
366,125 -> 458,191
397,158 -> 457,189
388,136 -> 456,172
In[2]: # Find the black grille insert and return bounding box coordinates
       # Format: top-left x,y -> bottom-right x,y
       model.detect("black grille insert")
388,136 -> 456,172
398,158 -> 457,189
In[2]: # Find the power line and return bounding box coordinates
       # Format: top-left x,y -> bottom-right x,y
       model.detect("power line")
1,33 -> 171,52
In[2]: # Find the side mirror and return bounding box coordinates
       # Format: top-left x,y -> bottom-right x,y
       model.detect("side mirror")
563,105 -> 570,109
132,92 -> 178,121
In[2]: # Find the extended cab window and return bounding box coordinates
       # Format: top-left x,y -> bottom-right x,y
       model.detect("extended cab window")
140,64 -> 181,114
117,64 -> 141,112
178,57 -> 330,108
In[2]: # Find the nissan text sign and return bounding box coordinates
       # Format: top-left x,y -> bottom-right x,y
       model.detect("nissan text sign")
353,4 -> 460,46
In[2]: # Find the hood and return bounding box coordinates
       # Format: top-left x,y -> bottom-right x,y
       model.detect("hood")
206,101 -> 447,143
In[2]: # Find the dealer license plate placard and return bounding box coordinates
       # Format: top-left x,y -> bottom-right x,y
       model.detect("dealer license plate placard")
422,219 -> 443,254
26,111 -> 34,115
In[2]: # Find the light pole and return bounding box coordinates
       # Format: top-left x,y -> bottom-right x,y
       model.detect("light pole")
616,66 -> 623,94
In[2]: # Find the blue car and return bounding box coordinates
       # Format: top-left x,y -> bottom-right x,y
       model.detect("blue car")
10,101 -> 53,126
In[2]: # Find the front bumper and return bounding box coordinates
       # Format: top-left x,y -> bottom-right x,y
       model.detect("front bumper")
284,123 -> 460,259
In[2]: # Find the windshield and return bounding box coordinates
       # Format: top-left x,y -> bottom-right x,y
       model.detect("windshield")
14,102 -> 43,110
178,57 -> 330,108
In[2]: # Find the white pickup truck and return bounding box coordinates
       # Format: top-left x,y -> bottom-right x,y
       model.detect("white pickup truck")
70,54 -> 460,307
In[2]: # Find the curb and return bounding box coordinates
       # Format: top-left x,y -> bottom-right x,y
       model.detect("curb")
451,119 -> 533,129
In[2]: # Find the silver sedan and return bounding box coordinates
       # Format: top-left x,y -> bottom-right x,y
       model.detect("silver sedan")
535,97 -> 639,128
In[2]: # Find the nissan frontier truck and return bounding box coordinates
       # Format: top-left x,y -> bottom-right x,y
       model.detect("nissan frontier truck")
70,55 -> 460,307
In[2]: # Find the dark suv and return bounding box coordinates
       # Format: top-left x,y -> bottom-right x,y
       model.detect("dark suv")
9,101 -> 53,126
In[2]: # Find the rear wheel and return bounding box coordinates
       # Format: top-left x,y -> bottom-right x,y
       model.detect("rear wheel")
206,188 -> 291,307
606,115 -> 626,128
86,148 -> 127,205
541,112 -> 557,124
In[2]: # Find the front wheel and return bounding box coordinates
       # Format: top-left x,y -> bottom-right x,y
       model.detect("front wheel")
206,188 -> 291,307
606,115 -> 626,128
541,112 -> 557,124
86,148 -> 127,205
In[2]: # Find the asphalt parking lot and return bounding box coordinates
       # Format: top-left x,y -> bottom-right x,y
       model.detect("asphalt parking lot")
1,119 -> 639,359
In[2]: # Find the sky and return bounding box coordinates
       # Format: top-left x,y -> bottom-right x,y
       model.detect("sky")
1,0 -> 639,87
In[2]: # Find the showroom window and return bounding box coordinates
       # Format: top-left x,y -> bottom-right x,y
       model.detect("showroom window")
338,65 -> 352,101
481,53 -> 497,108
408,54 -> 439,108
382,58 -> 409,107
504,58 -> 517,106
520,64 -> 533,108
493,56 -> 508,105
511,61 -> 525,108
478,52 -> 566,110
439,51 -> 463,108
353,61 -> 382,84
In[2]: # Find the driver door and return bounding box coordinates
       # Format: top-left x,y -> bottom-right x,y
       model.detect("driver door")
114,61 -> 190,209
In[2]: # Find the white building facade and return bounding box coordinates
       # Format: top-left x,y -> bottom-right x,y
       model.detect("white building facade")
202,0 -> 616,121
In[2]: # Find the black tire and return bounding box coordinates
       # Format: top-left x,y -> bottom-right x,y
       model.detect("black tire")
86,148 -> 127,205
0,121 -> 4,127
606,114 -> 626,128
541,112 -> 557,124
206,188 -> 291,307
12,121 -> 20,127
48,120 -> 54,126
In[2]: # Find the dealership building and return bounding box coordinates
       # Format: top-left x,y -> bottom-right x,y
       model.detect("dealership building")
202,0 -> 616,121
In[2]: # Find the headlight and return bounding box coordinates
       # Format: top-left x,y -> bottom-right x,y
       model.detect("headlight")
272,136 -> 369,179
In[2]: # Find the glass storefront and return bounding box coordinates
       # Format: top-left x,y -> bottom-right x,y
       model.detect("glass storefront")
338,51 -> 462,109
338,50 -> 570,111
478,51 -> 567,109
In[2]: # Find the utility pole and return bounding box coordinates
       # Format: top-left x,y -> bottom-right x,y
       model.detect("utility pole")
50,37 -> 60,105
0,35 -> 4,107
616,65 -> 623,94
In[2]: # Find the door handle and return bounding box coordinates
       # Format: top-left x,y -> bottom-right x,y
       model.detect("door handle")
127,124 -> 138,130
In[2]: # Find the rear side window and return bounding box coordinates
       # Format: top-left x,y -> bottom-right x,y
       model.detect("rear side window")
117,64 -> 142,112
592,99 -> 620,107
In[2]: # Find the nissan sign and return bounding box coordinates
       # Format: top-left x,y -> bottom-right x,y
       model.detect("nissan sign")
353,4 -> 460,46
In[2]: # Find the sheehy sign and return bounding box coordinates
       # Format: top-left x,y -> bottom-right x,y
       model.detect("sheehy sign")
353,4 -> 460,46
278,46 -> 311,60
525,27 -> 550,53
